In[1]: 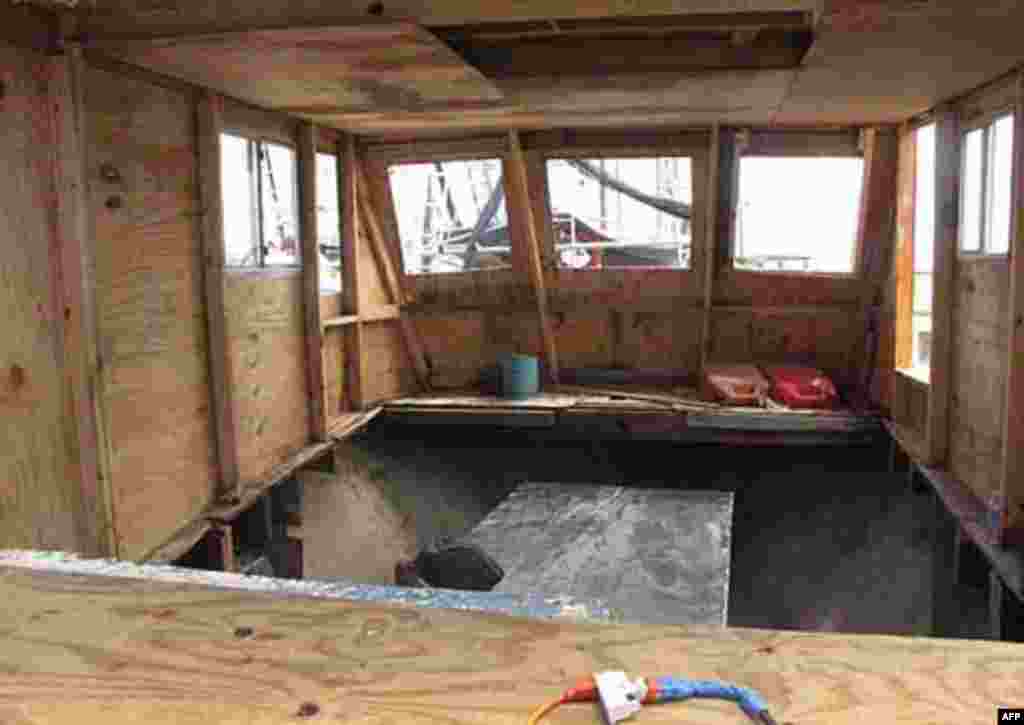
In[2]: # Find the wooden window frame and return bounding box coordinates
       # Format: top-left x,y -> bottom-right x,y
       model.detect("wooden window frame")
959,111 -> 1015,257
540,151 -> 699,272
728,129 -> 866,280
220,133 -> 301,270
382,154 -> 512,277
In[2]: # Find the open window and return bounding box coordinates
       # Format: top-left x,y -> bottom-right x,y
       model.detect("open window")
387,159 -> 509,275
220,133 -> 300,268
960,113 -> 1015,255
545,157 -> 693,270
315,152 -> 342,293
734,154 -> 864,274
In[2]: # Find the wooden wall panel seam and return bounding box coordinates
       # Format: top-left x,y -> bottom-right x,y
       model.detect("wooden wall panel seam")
197,91 -> 241,497
51,44 -> 118,557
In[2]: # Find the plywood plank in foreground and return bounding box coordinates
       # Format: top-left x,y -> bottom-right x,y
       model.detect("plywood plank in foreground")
0,559 -> 1020,724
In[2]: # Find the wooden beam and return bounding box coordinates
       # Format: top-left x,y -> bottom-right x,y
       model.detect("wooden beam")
356,165 -> 409,305
208,522 -> 237,572
854,128 -> 879,281
339,134 -> 365,409
926,108 -> 960,467
355,164 -> 431,391
205,441 -> 335,523
714,128 -> 739,275
893,126 -> 918,371
298,121 -> 327,442
141,519 -> 212,565
362,305 -> 402,323
1001,72 -> 1024,539
197,91 -> 241,497
327,407 -> 384,441
849,127 -> 900,394
699,124 -> 720,374
51,43 -> 117,557
506,130 -> 559,384
322,314 -> 360,329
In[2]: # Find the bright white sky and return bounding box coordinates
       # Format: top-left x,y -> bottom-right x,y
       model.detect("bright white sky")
737,156 -> 864,274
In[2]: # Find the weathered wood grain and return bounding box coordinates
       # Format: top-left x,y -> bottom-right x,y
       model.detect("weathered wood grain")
1,561 -> 1024,724
340,135 -> 365,410
951,258 -> 1010,506
506,130 -> 559,383
87,65 -> 219,559
0,41 -> 88,554
927,108 -> 960,466
196,90 -> 241,499
298,121 -> 326,441
225,271 -> 311,485
893,126 -> 917,372
96,24 -> 504,118
1001,73 -> 1024,537
52,45 -> 117,557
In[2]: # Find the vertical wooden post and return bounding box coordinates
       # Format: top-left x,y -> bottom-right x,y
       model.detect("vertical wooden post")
714,129 -> 739,277
507,130 -> 559,385
207,522 -> 237,573
51,43 -> 117,557
340,134 -> 365,409
1000,73 -> 1024,540
849,127 -> 900,395
298,121 -> 326,441
926,108 -> 960,467
699,124 -> 721,375
894,126 -> 918,371
197,91 -> 241,497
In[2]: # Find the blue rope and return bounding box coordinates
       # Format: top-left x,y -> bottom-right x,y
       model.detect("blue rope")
652,677 -> 770,720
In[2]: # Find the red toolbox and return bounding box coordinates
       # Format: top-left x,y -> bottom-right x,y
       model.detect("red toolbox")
763,365 -> 839,410
702,364 -> 770,407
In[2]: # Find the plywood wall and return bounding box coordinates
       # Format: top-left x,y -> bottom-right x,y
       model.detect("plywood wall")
0,41 -> 88,553
225,271 -> 310,484
890,371 -> 929,440
84,65 -> 218,559
950,257 -> 1010,504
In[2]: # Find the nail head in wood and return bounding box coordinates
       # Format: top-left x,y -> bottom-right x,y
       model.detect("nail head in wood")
99,162 -> 122,184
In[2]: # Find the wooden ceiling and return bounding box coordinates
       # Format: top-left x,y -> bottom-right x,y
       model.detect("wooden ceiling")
81,0 -> 1024,135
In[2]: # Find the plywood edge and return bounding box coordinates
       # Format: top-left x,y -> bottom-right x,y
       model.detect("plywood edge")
327,407 -> 383,441
140,519 -> 213,564
205,441 -> 334,523
883,419 -> 929,464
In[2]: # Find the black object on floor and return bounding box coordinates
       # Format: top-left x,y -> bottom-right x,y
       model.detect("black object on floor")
399,541 -> 505,591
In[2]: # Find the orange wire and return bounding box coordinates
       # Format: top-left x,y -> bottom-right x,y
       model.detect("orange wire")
527,698 -> 562,725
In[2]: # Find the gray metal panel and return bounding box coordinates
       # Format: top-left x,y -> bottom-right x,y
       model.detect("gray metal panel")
465,483 -> 733,626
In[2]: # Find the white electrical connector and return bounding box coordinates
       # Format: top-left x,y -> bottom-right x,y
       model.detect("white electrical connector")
595,671 -> 647,724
